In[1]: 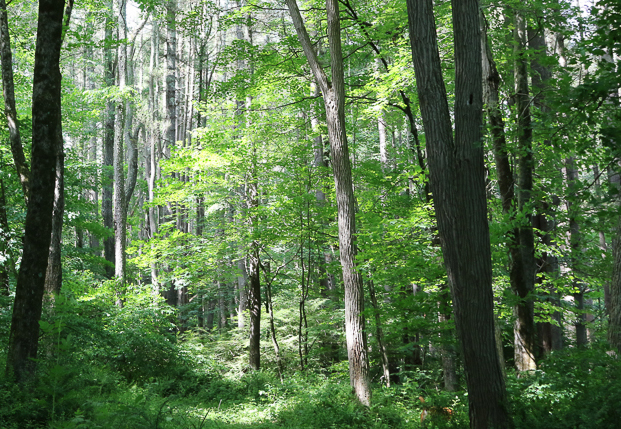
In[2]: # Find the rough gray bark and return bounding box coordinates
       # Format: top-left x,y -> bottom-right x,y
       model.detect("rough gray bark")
0,0 -> 29,199
6,0 -> 65,382
285,0 -> 371,406
114,0 -> 127,295
406,0 -> 511,427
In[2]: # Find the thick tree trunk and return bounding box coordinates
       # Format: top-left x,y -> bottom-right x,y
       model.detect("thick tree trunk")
285,0 -> 371,406
0,0 -> 29,199
6,0 -> 65,382
407,0 -> 511,427
102,1 -> 115,279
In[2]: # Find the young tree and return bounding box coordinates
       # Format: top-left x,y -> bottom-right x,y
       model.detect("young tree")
406,0 -> 511,426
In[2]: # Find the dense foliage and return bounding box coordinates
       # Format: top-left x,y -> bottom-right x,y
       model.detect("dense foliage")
1,0 -> 621,427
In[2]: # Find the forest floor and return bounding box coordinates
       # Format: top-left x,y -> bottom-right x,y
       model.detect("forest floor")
1,292 -> 621,428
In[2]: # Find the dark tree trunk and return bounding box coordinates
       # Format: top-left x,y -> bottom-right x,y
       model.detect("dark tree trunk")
0,179 -> 10,296
512,10 -> 537,371
482,10 -> 537,371
6,0 -> 65,382
0,0 -> 29,199
44,149 -> 64,296
407,0 -> 511,427
248,249 -> 261,370
102,1 -> 115,279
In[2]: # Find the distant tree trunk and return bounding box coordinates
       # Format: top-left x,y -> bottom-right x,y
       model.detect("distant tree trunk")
148,18 -> 159,294
609,207 -> 621,351
286,0 -> 371,406
237,254 -> 248,328
6,0 -> 65,382
248,247 -> 261,370
528,24 -> 563,354
44,149 -> 64,296
0,179 -> 10,295
113,0 -> 127,297
165,0 -> 177,150
368,278 -> 390,387
512,9 -> 538,371
482,10 -> 537,371
0,0 -> 29,199
102,1 -> 115,279
407,0 -> 511,427
565,157 -> 587,346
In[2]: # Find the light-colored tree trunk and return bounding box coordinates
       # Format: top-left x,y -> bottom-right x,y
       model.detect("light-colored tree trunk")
285,0 -> 371,406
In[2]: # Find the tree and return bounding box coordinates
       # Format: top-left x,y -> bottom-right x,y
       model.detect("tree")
406,0 -> 511,427
6,0 -> 66,382
286,0 -> 371,406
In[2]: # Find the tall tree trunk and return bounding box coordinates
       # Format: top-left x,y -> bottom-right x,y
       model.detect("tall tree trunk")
407,0 -> 511,427
285,0 -> 371,406
114,0 -> 127,297
512,9 -> 538,372
565,157 -> 587,346
165,0 -> 177,151
102,1 -> 115,279
148,18 -> 159,293
6,0 -> 65,382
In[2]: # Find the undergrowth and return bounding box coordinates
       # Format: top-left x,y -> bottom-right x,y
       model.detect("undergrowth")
1,285 -> 619,428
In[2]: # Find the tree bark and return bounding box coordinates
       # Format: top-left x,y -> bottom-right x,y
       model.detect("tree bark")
512,10 -> 537,371
6,0 -> 65,382
44,149 -> 64,296
114,0 -> 127,296
0,0 -> 29,200
0,179 -> 10,296
285,0 -> 371,406
102,0 -> 115,279
407,0 -> 511,427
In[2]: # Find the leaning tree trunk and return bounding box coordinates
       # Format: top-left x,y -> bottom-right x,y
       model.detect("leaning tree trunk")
44,149 -> 64,296
285,0 -> 371,406
6,0 -> 65,382
406,0 -> 511,427
0,0 -> 29,199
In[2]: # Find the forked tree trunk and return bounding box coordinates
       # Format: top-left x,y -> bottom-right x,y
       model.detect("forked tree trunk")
6,0 -> 65,382
285,0 -> 371,406
407,0 -> 510,427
